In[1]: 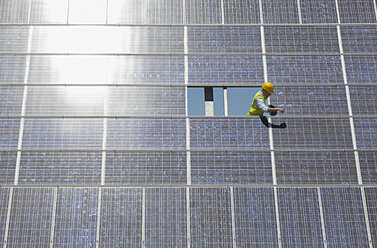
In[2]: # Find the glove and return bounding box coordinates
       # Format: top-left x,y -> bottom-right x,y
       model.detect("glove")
279,122 -> 287,128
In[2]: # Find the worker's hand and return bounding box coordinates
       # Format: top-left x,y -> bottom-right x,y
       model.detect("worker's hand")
278,108 -> 285,113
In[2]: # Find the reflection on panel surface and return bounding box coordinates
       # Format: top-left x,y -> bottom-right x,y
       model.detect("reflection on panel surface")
0,26 -> 30,53
30,0 -> 69,24
223,0 -> 260,24
0,86 -> 23,116
0,56 -> 26,84
0,0 -> 29,23
185,0 -> 222,24
0,119 -> 20,150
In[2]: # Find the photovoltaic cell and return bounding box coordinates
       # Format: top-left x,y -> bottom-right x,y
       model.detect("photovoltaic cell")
300,0 -> 338,24
0,86 -> 23,116
0,26 -> 30,53
264,27 -> 339,53
0,152 -> 16,184
223,0 -> 260,24
272,118 -> 353,149
7,188 -> 54,248
341,26 -> 377,53
54,188 -> 98,248
190,151 -> 272,184
105,152 -> 187,185
337,0 -> 377,23
19,152 -> 101,185
350,86 -> 377,115
188,27 -> 261,54
185,0 -> 222,24
107,119 -> 186,150
0,188 -> 10,245
365,188 -> 377,247
268,56 -> 344,85
26,86 -> 105,116
0,119 -> 20,150
274,151 -> 358,185
0,0 -> 29,23
145,188 -> 187,247
190,188 -> 233,247
99,188 -> 142,247
344,56 -> 377,85
22,119 -> 103,149
0,56 -> 27,84
233,188 -> 278,247
278,188 -> 323,247
261,0 -> 299,24
30,0 -> 69,24
353,118 -> 377,149
108,0 -> 183,24
68,0 -> 107,24
359,152 -> 377,184
107,86 -> 185,116
190,118 -> 269,150
321,188 -> 369,247
188,56 -> 264,85
272,86 -> 349,116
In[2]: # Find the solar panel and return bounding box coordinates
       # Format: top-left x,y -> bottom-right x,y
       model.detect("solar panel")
223,0 -> 260,24
145,188 -> 187,247
365,188 -> 377,247
233,188 -> 278,247
0,188 -> 10,245
341,26 -> 377,53
274,151 -> 358,185
190,188 -> 233,247
68,0 -> 107,24
321,188 -> 369,247
300,0 -> 338,24
0,152 -> 16,184
0,119 -> 20,150
99,188 -> 142,247
53,188 -> 98,247
261,0 -> 299,23
354,118 -> 377,149
350,86 -> 377,115
0,86 -> 23,116
278,188 -> 324,247
359,152 -> 377,184
0,0 -> 29,23
7,188 -> 54,247
0,26 -> 30,53
30,0 -> 69,24
191,151 -> 272,184
19,152 -> 101,185
185,0 -> 222,24
337,0 -> 377,23
105,152 -> 187,185
344,56 -> 377,85
0,56 -> 27,84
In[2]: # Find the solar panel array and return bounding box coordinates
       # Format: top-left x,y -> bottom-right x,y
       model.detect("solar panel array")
0,0 -> 376,247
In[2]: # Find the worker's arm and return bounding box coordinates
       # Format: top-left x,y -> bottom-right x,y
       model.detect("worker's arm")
267,107 -> 285,113
256,98 -> 285,113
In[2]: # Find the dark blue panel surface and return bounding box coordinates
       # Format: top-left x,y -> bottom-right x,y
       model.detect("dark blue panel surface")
341,26 -> 377,53
262,0 -> 299,24
300,0 -> 337,23
350,86 -> 377,115
0,119 -> 20,150
0,152 -> 16,184
338,0 -> 377,23
354,118 -> 377,149
223,0 -> 260,24
185,0 -> 222,24
345,56 -> 377,85
359,152 -> 377,184
365,188 -> 377,247
0,188 -> 10,245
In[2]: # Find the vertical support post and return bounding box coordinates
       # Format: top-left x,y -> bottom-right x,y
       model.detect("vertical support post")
296,0 -> 302,24
66,0 -> 71,24
374,0 -> 377,22
220,0 -> 225,25
95,188 -> 102,248
49,188 -> 58,248
142,187 -> 146,247
317,188 -> 328,248
230,187 -> 236,248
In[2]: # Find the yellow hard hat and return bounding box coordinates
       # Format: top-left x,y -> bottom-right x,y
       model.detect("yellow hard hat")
262,82 -> 274,94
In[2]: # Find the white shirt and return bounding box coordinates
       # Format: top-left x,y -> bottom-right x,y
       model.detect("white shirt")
255,91 -> 269,112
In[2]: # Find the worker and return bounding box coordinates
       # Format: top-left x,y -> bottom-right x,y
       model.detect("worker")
247,82 -> 286,128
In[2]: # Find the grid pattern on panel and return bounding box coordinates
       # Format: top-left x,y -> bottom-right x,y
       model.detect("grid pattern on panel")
353,118 -> 377,149
0,0 -> 29,23
188,56 -> 264,85
233,188 -> 278,247
274,151 -> 358,185
107,119 -> 186,150
341,26 -> 377,53
99,188 -> 142,247
145,188 -> 187,247
190,118 -> 269,150
185,0 -> 222,24
266,56 -> 343,85
0,119 -> 20,150
0,152 -> 16,184
107,86 -> 185,116
30,0 -> 69,24
0,56 -> 26,84
108,56 -> 185,84
105,152 -> 187,185
68,0 -> 107,24
7,188 -> 54,248
337,0 -> 377,23
272,85 -> 348,116
30,26 -> 68,53
26,86 -> 105,116
54,188 -> 98,248
190,188 -> 233,247
350,86 -> 377,115
223,0 -> 260,24
344,56 -> 377,85
22,119 -> 103,149
321,188 -> 369,247
108,0 -> 183,24
19,152 -> 101,185
261,0 -> 299,24
264,26 -> 339,53
278,188 -> 323,247
188,27 -> 261,54
191,152 -> 272,184
272,118 -> 353,149
0,188 -> 10,245
0,86 -> 23,116
359,152 -> 377,185
300,0 -> 338,24
365,188 -> 377,247
0,27 -> 30,53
